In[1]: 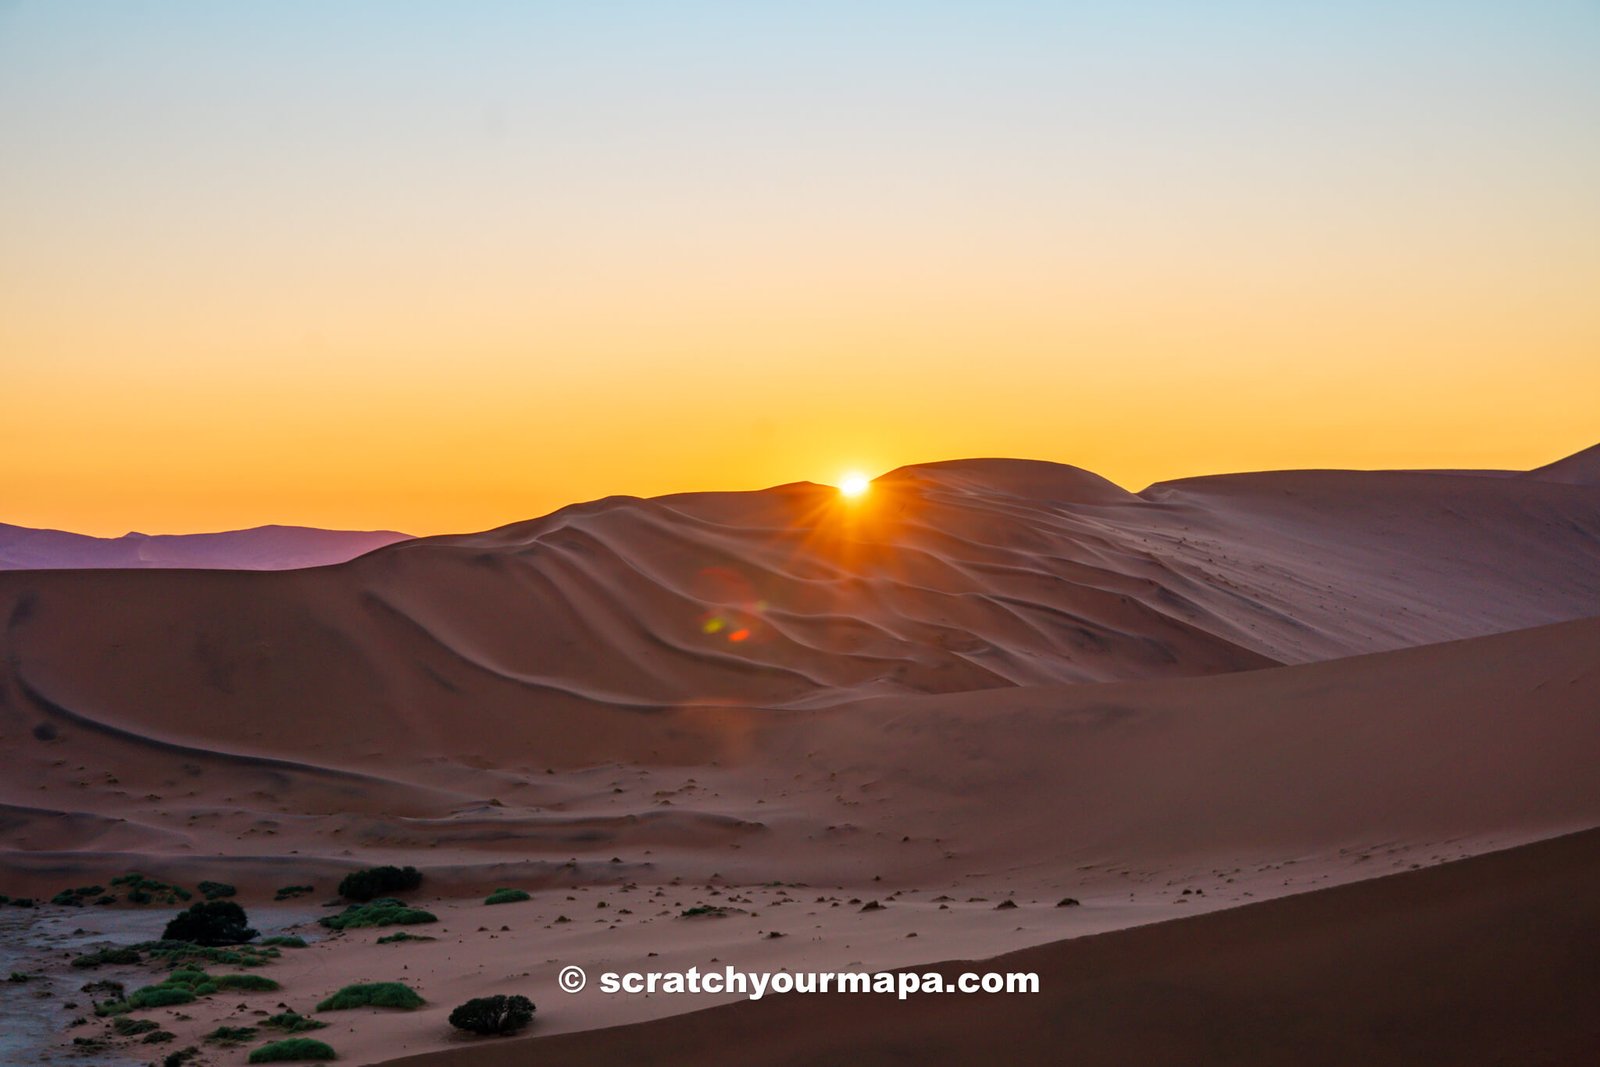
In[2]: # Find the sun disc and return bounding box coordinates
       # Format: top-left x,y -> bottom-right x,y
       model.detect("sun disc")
839,472 -> 870,499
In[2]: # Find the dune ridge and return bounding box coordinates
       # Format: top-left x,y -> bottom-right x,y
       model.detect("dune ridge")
0,522 -> 410,571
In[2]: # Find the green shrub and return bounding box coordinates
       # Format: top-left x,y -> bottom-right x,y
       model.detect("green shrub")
139,939 -> 279,968
319,898 -> 436,930
484,888 -> 530,905
214,973 -> 280,992
197,881 -> 236,900
337,865 -> 421,902
52,885 -> 105,906
206,1025 -> 258,1043
110,874 -> 191,905
163,901 -> 257,946
126,985 -> 196,1009
248,1038 -> 337,1062
260,936 -> 307,948
448,994 -> 535,1035
261,1011 -> 326,1033
162,969 -> 211,990
273,885 -> 314,901
375,931 -> 434,944
143,1030 -> 176,1044
72,946 -> 142,969
315,981 -> 424,1011
162,1048 -> 201,1067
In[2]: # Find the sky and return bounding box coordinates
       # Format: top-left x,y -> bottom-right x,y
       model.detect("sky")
2,1 -> 1597,536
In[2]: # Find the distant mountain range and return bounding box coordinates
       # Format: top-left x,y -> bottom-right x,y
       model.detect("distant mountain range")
0,523 -> 411,571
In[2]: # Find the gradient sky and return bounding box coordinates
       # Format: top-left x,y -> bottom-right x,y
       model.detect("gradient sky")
3,1 -> 1597,536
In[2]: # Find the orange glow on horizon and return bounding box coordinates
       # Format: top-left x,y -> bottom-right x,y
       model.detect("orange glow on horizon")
2,5 -> 1595,538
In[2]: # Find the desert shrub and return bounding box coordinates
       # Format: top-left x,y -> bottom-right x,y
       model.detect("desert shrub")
484,888 -> 530,905
214,973 -> 280,992
163,968 -> 211,990
143,1030 -> 176,1043
197,881 -> 236,900
113,1016 -> 160,1036
448,994 -> 535,1036
163,900 -> 257,946
273,885 -> 314,901
261,1011 -> 326,1033
375,931 -> 434,944
140,939 -> 279,968
206,1025 -> 259,1043
319,898 -> 436,930
126,985 -> 196,1009
248,1038 -> 338,1062
260,936 -> 307,948
337,865 -> 420,902
315,981 -> 424,1011
111,874 -> 191,905
72,946 -> 143,969
52,885 -> 105,907
162,1048 -> 201,1067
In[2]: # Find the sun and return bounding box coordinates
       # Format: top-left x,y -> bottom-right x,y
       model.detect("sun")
838,472 -> 871,499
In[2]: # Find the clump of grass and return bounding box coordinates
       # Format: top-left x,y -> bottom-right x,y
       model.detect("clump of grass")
273,885 -> 315,901
261,1011 -> 326,1033
248,1037 -> 338,1062
113,1016 -> 160,1036
484,888 -> 530,905
206,1025 -> 259,1043
72,946 -> 143,969
315,981 -> 424,1011
375,931 -> 435,944
259,936 -> 307,948
124,985 -> 197,1010
140,939 -> 281,968
197,881 -> 236,900
319,898 -> 436,930
94,967 -> 277,1013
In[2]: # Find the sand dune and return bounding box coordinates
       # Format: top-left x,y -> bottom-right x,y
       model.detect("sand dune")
0,522 -> 409,571
1,452 -> 1596,1062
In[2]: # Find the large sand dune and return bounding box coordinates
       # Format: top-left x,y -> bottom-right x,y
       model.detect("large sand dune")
0,451 -> 1596,1063
0,522 -> 409,571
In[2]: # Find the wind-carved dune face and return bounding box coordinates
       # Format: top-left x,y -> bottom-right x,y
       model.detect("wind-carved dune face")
2,455 -> 1599,769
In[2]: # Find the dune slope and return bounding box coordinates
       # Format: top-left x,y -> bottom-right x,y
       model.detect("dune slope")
381,826 -> 1600,1067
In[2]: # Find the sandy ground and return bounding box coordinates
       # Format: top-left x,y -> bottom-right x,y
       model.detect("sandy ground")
383,826 -> 1600,1067
1,451 -> 1597,1064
